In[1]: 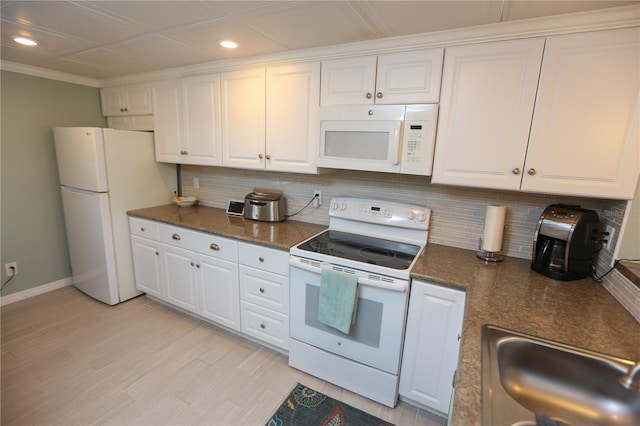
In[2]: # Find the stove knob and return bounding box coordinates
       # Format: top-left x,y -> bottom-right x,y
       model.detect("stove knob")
408,211 -> 416,220
331,201 -> 339,210
340,202 -> 347,211
418,212 -> 427,222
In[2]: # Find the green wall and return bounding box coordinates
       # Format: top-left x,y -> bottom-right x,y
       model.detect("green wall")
1,71 -> 106,296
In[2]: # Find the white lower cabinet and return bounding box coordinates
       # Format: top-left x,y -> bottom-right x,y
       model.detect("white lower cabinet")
399,280 -> 466,416
198,254 -> 240,331
160,244 -> 200,314
130,235 -> 162,299
238,242 -> 290,350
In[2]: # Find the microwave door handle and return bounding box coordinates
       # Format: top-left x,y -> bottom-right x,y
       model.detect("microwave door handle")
391,121 -> 402,165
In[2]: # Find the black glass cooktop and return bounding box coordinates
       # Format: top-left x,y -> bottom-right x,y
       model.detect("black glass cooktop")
296,230 -> 422,270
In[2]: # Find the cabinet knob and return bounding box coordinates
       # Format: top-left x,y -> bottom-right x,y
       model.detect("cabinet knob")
265,154 -> 271,160
259,287 -> 265,293
120,107 -> 125,112
365,92 -> 373,99
260,323 -> 266,329
196,263 -> 200,268
140,227 -> 145,232
180,150 -> 188,155
368,109 -> 374,116
528,168 -> 536,176
190,261 -> 194,267
172,233 -> 181,240
259,256 -> 265,263
210,243 -> 220,251
258,154 -> 264,159
155,251 -> 159,256
512,168 -> 521,175
376,92 -> 383,99
124,107 -> 128,112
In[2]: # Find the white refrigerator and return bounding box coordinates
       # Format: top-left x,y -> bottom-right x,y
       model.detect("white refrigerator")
53,127 -> 175,305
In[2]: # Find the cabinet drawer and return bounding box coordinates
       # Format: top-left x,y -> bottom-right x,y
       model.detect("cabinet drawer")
240,301 -> 288,350
239,265 -> 288,314
129,217 -> 159,239
159,224 -> 238,262
238,242 -> 289,276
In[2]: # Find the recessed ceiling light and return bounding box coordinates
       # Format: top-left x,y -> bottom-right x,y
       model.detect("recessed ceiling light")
218,39 -> 239,49
13,36 -> 38,46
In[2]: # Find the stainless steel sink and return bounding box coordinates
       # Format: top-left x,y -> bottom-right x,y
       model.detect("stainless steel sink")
481,324 -> 640,426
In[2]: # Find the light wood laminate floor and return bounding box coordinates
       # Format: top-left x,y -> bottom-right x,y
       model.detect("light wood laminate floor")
2,286 -> 446,426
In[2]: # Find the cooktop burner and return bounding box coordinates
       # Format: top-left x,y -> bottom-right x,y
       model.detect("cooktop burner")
297,230 -> 421,270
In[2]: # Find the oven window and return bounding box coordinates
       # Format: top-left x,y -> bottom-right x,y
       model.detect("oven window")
304,284 -> 382,348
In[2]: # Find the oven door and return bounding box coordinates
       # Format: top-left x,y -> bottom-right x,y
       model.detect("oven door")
289,256 -> 409,375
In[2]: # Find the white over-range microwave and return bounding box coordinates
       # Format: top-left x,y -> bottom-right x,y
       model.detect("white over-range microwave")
317,104 -> 438,175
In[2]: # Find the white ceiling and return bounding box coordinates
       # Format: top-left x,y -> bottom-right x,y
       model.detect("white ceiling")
1,0 -> 637,80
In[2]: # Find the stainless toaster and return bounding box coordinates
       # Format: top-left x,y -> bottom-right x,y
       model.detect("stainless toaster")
244,189 -> 286,222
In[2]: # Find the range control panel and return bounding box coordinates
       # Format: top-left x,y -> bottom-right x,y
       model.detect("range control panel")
329,197 -> 430,230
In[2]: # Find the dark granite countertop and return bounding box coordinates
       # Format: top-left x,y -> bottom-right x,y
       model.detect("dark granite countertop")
128,204 -> 640,425
411,245 -> 640,425
127,204 -> 326,251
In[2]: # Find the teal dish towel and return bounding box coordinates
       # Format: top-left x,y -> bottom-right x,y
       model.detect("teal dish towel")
318,266 -> 359,334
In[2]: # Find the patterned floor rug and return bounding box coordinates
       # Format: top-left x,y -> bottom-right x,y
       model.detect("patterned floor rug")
266,383 -> 395,426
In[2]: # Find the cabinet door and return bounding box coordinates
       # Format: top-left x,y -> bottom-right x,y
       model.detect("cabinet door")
375,48 -> 444,105
221,68 -> 266,169
432,38 -> 544,190
123,83 -> 152,115
266,62 -> 320,174
320,56 -> 377,106
100,87 -> 125,116
151,80 -> 185,163
522,27 -> 640,199
183,75 -> 223,166
130,236 -> 163,299
160,244 -> 199,314
399,281 -> 465,415
198,254 -> 240,331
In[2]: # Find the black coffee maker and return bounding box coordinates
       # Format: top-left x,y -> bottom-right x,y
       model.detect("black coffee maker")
531,204 -> 599,281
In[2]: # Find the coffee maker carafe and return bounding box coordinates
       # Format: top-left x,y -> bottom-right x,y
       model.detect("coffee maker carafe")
531,204 -> 599,281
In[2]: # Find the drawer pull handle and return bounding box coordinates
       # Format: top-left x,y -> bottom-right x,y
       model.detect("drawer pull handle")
172,233 -> 181,241
259,288 -> 265,293
260,323 -> 266,329
210,243 -> 220,251
259,256 -> 265,263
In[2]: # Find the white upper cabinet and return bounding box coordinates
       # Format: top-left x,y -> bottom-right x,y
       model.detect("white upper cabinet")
101,83 -> 152,116
522,27 -> 640,199
222,63 -> 321,173
432,38 -> 545,191
151,76 -> 222,166
221,68 -> 266,170
266,62 -> 320,174
321,49 -> 444,106
433,28 -> 640,199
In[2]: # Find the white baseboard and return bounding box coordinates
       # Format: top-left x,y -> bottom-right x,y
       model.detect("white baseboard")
0,277 -> 73,306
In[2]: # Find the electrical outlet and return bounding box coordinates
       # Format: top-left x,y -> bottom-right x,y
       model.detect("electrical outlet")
193,177 -> 200,189
313,190 -> 322,207
603,225 -> 615,251
5,262 -> 18,276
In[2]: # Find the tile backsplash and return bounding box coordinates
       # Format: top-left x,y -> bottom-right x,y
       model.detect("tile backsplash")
181,166 -> 626,261
181,165 -> 638,322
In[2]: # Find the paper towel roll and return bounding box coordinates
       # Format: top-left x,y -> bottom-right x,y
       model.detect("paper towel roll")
482,205 -> 506,252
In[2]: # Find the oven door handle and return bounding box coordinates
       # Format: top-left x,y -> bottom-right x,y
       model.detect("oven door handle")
289,257 -> 408,293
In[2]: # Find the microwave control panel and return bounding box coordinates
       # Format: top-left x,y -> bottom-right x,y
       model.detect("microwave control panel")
400,104 -> 438,176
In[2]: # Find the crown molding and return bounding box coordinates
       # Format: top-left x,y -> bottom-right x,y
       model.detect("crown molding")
0,61 -> 101,88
